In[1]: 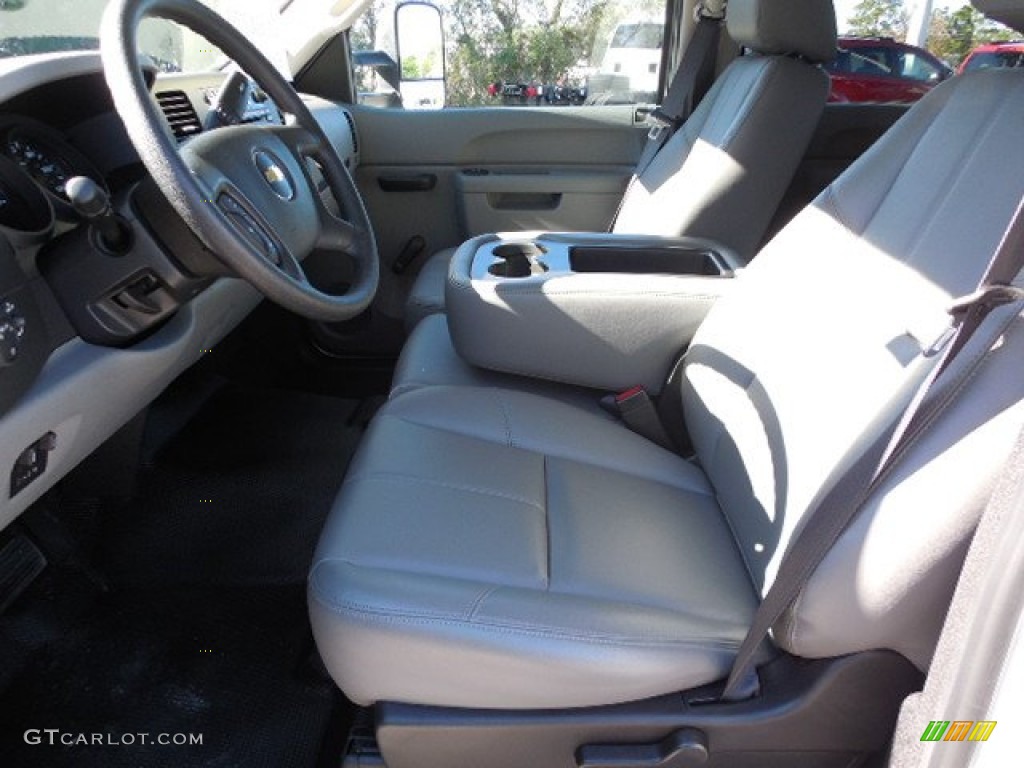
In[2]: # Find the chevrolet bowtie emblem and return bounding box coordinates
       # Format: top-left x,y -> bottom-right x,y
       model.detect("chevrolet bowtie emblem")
263,166 -> 286,185
253,150 -> 294,200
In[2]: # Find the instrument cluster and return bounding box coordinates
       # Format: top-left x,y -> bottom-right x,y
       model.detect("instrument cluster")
0,115 -> 107,228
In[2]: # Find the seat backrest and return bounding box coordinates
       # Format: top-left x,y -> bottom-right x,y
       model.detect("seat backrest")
680,65 -> 1024,670
612,0 -> 837,262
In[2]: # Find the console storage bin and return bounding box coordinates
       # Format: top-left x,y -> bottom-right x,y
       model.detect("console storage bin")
446,232 -> 739,393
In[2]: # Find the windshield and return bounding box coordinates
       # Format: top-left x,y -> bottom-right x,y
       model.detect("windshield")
0,0 -> 295,74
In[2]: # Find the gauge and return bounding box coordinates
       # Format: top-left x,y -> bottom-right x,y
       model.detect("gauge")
0,116 -> 107,223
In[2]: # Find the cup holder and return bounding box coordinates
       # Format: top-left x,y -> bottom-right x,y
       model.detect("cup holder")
488,242 -> 549,278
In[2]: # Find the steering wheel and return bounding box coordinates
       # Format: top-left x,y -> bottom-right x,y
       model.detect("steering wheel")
100,0 -> 379,322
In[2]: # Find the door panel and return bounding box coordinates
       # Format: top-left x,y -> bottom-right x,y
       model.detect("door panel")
351,104 -> 647,323
457,168 -> 627,235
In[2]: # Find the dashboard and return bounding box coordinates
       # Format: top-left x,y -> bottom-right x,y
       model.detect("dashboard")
0,52 -> 360,529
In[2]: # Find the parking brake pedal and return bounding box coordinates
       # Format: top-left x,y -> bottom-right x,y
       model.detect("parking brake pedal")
0,534 -> 47,614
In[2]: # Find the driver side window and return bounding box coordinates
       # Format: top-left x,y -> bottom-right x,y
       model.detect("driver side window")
351,0 -> 669,110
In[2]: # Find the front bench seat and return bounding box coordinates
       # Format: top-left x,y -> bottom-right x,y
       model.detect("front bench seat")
310,68 -> 1024,710
404,0 -> 837,329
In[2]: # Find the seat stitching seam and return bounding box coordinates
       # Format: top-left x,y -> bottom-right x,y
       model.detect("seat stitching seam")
388,383 -> 423,399
782,575 -> 807,650
344,471 -> 544,511
311,562 -> 751,636
543,455 -> 551,589
855,85 -> 997,243
720,58 -> 780,148
378,412 -> 511,448
494,390 -> 515,447
309,582 -> 743,649
376,408 -> 715,498
857,100 -> 946,233
902,98 -> 1011,270
823,186 -> 855,234
466,586 -> 499,620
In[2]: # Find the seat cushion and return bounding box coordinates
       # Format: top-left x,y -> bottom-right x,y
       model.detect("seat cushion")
309,386 -> 758,709
391,313 -> 618,419
404,248 -> 453,330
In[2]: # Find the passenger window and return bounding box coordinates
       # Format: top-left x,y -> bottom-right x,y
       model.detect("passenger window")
897,52 -> 941,81
351,0 -> 669,110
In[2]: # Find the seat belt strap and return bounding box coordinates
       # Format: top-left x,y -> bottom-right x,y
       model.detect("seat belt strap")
638,11 -> 722,177
609,8 -> 723,231
721,196 -> 1024,702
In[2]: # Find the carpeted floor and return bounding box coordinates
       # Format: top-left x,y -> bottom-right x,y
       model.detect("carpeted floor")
101,383 -> 368,586
0,377 -> 372,767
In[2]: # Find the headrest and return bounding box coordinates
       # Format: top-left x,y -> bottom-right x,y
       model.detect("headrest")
972,0 -> 1024,33
727,0 -> 838,64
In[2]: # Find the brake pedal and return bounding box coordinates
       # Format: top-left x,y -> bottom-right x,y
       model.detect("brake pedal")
0,534 -> 47,614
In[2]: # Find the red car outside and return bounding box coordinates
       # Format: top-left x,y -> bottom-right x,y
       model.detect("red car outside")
826,37 -> 952,103
958,41 -> 1024,73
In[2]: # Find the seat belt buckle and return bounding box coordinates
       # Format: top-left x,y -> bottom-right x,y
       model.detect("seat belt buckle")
614,385 -> 648,408
608,386 -> 675,451
645,108 -> 680,142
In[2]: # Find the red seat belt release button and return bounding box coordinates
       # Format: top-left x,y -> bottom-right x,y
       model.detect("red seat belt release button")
613,386 -> 674,450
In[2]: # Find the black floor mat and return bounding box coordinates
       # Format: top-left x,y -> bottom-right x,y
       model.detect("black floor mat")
0,379 -> 368,766
0,586 -> 342,768
102,383 -> 363,587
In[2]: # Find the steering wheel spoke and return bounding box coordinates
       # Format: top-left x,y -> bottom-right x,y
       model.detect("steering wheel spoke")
101,0 -> 379,322
268,123 -> 363,254
273,122 -> 323,158
317,206 -> 361,251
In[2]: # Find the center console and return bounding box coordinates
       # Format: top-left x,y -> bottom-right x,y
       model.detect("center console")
445,232 -> 739,394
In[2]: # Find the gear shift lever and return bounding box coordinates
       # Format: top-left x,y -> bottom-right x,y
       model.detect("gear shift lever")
66,176 -> 130,254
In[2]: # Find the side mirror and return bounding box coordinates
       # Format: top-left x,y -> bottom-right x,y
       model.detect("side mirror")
395,1 -> 445,110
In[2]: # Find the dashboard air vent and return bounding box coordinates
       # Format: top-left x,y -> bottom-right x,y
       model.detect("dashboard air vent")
155,90 -> 202,141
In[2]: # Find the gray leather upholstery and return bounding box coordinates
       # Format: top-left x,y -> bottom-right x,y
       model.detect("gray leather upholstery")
393,313 -> 615,418
403,1 -> 835,329
716,70 -> 1024,665
611,55 -> 826,248
405,246 -> 454,330
312,71 -> 1024,709
310,386 -> 758,708
727,0 -> 837,63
